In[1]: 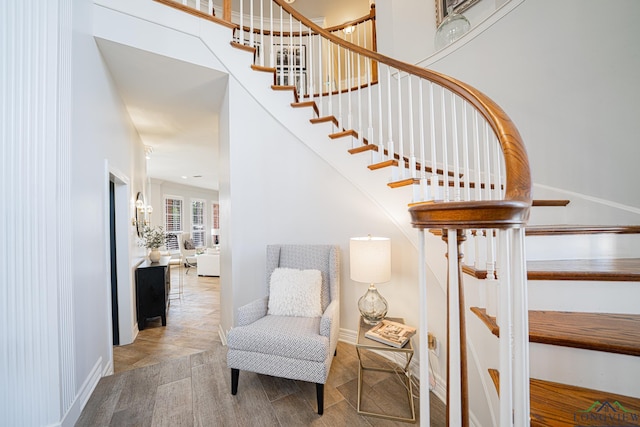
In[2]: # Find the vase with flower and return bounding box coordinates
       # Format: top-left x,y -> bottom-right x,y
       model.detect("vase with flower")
139,225 -> 167,263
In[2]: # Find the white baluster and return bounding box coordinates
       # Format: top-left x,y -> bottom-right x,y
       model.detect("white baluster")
299,19 -> 303,96
462,102 -> 471,201
473,111 -> 482,202
497,229 -> 514,427
328,42 -> 334,119
195,0 -> 200,11
366,53 -> 374,158
347,34 -> 353,132
288,13 -> 293,89
357,29 -> 363,147
408,75 -> 416,181
259,0 -> 264,66
249,0 -> 254,47
337,45 -> 342,128
429,82 -> 439,200
397,71 -> 404,180
447,229 -> 463,427
308,28 -> 314,99
451,93 -> 461,201
511,227 -> 530,427
386,65 -> 394,162
239,0 -> 243,45
269,0 -> 274,68
279,6 -> 283,85
377,63 -> 384,161
318,35 -> 324,117
418,230 -> 431,427
418,79 -> 428,201
441,88 -> 450,201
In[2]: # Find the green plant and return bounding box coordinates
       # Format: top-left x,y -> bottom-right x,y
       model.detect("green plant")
139,225 -> 167,249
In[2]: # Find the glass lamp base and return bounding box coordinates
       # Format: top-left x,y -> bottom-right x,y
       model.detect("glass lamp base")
358,284 -> 388,325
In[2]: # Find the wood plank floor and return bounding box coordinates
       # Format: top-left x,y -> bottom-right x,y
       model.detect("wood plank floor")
80,267 -> 446,426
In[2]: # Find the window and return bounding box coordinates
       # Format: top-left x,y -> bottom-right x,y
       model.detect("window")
212,203 -> 220,245
164,196 -> 183,250
191,199 -> 206,247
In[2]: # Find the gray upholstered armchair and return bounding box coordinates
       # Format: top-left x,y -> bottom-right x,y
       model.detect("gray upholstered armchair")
226,244 -> 340,415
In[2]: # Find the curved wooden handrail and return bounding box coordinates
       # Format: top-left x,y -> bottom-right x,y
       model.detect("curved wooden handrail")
271,0 -> 531,229
155,0 -> 531,229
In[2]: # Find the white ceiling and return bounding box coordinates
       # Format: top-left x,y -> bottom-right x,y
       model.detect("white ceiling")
285,0 -> 372,27
96,0 -> 370,191
97,39 -> 227,191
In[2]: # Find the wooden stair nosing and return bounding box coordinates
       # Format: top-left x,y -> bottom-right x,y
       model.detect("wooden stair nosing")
329,129 -> 358,140
388,178 -> 420,188
291,101 -> 319,116
368,159 -> 399,170
348,144 -> 378,155
526,225 -> 640,236
310,116 -> 338,126
488,369 -> 640,427
230,41 -> 256,54
471,307 -> 640,357
250,64 -> 276,74
531,199 -> 570,207
463,258 -> 640,282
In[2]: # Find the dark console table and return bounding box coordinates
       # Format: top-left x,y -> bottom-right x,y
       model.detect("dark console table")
135,256 -> 171,330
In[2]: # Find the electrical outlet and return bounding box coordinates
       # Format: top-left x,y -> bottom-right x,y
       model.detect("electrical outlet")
428,332 -> 439,356
428,332 -> 436,350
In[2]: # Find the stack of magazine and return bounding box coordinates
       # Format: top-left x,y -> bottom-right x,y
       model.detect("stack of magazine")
364,319 -> 416,348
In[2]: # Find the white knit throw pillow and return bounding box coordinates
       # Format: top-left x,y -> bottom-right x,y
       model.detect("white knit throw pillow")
268,268 -> 323,317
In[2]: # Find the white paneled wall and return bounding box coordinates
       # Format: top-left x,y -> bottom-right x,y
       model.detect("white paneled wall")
1,0 -> 75,425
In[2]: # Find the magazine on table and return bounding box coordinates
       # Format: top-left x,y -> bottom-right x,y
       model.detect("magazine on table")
364,319 -> 416,348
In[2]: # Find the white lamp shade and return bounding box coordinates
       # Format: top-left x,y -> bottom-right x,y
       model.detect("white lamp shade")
350,236 -> 391,284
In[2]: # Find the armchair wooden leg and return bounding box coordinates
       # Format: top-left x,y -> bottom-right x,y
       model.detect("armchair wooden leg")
231,369 -> 239,395
316,383 -> 324,415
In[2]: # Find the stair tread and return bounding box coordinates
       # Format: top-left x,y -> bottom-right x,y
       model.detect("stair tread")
526,224 -> 640,235
527,258 -> 640,281
463,258 -> 640,281
471,308 -> 640,356
488,369 -> 640,426
531,199 -> 571,207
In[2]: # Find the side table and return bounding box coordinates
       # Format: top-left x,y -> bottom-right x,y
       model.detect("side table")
355,316 -> 416,423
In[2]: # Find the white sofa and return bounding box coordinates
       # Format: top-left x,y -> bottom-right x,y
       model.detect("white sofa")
197,249 -> 220,276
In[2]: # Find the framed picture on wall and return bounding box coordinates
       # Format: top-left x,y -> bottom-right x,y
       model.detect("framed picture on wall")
276,45 -> 306,70
435,0 -> 481,26
277,71 -> 307,96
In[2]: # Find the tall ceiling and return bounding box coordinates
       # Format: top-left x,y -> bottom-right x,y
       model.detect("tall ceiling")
97,0 -> 371,191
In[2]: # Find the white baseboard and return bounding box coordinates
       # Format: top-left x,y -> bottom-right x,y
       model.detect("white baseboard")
59,356 -> 104,427
218,323 -> 228,346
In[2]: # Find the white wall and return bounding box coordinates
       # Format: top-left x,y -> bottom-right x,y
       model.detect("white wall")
72,0 -> 147,412
375,0 -> 504,63
425,0 -> 640,215
219,76 -> 423,342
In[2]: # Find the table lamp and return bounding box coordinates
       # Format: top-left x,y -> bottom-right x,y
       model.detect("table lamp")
350,236 -> 391,325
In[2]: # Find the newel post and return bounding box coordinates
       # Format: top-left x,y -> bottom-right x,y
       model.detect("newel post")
443,229 -> 469,427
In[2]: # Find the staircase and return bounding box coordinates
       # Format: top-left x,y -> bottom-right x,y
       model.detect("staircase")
132,1 -> 639,425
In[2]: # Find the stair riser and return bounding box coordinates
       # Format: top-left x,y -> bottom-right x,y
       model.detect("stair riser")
526,233 -> 640,261
527,206 -> 569,225
529,342 -> 640,399
527,280 -> 640,314
464,232 -> 640,266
